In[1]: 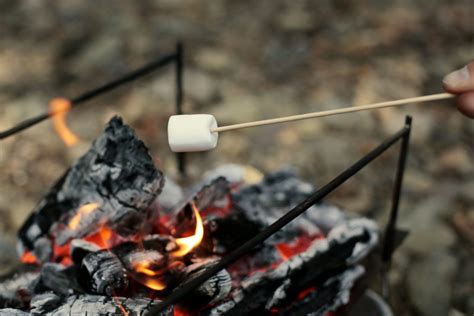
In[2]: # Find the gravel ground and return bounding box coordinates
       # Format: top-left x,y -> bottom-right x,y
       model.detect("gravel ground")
0,1 -> 472,315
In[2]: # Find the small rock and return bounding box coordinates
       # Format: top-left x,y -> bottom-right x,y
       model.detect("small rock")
400,195 -> 457,254
407,250 -> 458,316
438,146 -> 472,174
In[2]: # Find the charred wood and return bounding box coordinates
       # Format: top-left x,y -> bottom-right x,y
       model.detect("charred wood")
173,177 -> 231,237
276,265 -> 365,316
37,294 -> 172,316
18,117 -> 164,260
80,249 -> 128,295
30,292 -> 61,314
201,211 -> 262,255
206,219 -> 377,314
175,259 -> 232,311
0,265 -> 39,309
232,169 -> 348,240
70,239 -> 100,264
0,308 -> 29,316
38,263 -> 83,296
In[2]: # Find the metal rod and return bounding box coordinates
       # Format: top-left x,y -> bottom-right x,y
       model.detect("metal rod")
382,116 -> 411,262
381,116 -> 412,298
175,42 -> 187,177
147,121 -> 411,313
0,53 -> 177,140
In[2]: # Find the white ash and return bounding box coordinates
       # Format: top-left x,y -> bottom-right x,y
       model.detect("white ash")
327,218 -> 379,264
0,308 -> 29,316
265,278 -> 292,310
30,292 -> 61,314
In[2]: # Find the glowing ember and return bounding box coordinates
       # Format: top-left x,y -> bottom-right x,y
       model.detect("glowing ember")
84,224 -> 114,249
113,296 -> 130,316
172,203 -> 204,257
297,286 -> 317,300
49,97 -> 79,146
276,233 -> 323,260
68,203 -> 100,230
20,251 -> 38,264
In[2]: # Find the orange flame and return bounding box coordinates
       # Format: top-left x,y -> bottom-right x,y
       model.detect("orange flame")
134,260 -> 160,277
172,203 -> 204,257
68,203 -> 100,230
130,213 -> 206,293
132,260 -> 167,291
49,97 -> 79,146
141,278 -> 167,291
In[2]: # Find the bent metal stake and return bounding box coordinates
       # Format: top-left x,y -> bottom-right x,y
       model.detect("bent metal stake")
167,92 -> 454,152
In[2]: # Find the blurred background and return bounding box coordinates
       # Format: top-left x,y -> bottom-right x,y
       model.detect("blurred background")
0,0 -> 472,315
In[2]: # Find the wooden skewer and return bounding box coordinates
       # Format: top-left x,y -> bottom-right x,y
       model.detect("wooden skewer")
211,92 -> 454,133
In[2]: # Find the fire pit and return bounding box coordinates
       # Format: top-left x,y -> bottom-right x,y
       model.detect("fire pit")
0,45 -> 414,316
0,116 -> 401,316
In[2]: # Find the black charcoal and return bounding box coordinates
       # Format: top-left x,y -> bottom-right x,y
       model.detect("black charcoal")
18,117 -> 164,261
81,250 -> 128,295
47,294 -> 173,316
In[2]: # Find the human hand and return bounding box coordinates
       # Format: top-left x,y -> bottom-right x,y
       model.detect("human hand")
443,61 -> 474,118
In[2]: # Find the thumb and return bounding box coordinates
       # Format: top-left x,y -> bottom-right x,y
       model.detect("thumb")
443,61 -> 474,93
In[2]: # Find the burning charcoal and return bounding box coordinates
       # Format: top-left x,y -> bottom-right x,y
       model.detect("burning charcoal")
206,219 -> 377,314
176,259 -> 232,311
81,249 -> 128,295
201,210 -> 262,255
123,248 -> 177,291
232,168 -> 328,240
18,117 -> 164,261
47,294 -> 173,316
32,236 -> 53,263
142,234 -> 177,252
39,263 -> 83,296
30,292 -> 61,314
275,265 -> 365,316
192,177 -> 230,211
327,219 -> 379,264
0,265 -> 39,309
121,238 -> 186,293
172,177 -> 231,238
70,239 -> 100,264
0,308 -> 29,315
80,236 -> 185,296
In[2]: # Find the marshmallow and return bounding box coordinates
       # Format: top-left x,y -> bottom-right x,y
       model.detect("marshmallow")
168,114 -> 219,152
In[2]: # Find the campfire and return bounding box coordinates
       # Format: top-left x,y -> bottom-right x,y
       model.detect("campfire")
0,117 -> 382,315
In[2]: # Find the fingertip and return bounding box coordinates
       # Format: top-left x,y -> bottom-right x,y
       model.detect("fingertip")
443,62 -> 474,93
456,92 -> 474,118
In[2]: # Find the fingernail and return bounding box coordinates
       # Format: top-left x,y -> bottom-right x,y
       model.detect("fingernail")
443,66 -> 470,87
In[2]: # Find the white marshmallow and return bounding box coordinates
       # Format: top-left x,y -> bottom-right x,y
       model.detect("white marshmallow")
168,114 -> 219,152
